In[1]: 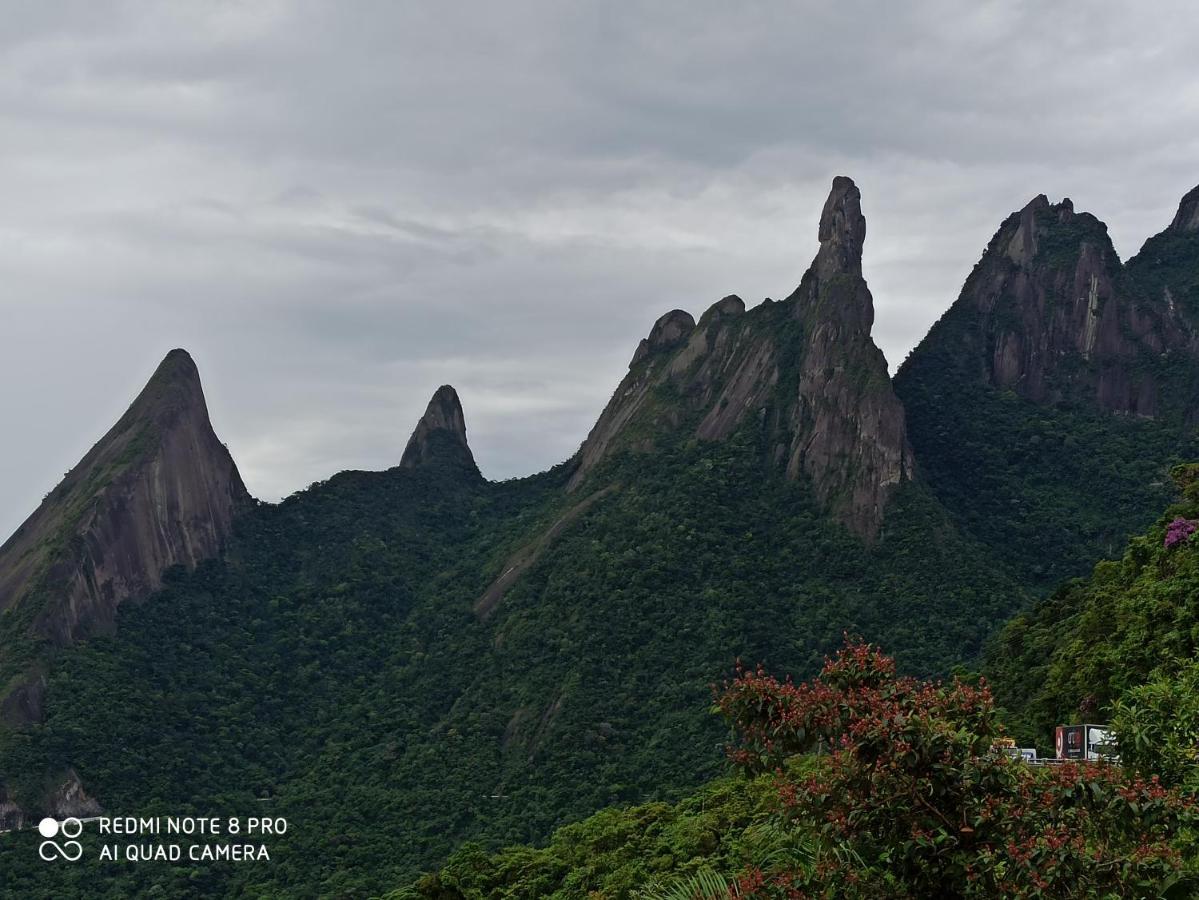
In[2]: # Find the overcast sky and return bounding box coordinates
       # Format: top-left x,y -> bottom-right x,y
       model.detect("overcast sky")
2,1 -> 1198,539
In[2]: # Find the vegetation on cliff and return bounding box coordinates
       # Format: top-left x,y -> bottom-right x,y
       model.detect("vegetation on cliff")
986,464 -> 1199,751
2,182 -> 1198,898
895,189 -> 1199,592
399,640 -> 1199,899
0,416 -> 1035,896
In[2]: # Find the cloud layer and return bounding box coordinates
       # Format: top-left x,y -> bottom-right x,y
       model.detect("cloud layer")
2,1 -> 1198,538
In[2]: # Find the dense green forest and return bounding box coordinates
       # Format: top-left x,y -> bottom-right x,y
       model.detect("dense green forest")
387,772 -> 783,899
388,460 -> 1199,896
396,627 -> 1199,898
396,474 -> 1199,898
3,186 -> 1198,896
895,328 -> 1199,592
0,414 -> 1040,896
986,463 -> 1199,751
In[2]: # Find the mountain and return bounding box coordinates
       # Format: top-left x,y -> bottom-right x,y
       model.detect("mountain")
895,186 -> 1199,588
2,179 -> 1198,897
1127,184 -> 1199,329
570,176 -> 911,538
0,178 -> 1043,897
908,191 -> 1193,414
401,385 -> 479,475
0,349 -> 250,727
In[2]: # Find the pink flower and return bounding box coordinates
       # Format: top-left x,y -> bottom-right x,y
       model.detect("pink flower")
1164,518 -> 1198,549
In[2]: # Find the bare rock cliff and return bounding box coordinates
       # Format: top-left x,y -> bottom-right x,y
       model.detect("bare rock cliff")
784,177 -> 914,535
0,349 -> 251,720
907,191 -> 1198,418
569,177 -> 912,538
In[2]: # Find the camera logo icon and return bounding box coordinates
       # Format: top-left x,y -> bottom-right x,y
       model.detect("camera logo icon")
38,817 -> 83,862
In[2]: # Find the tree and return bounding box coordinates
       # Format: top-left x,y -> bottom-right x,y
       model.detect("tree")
1110,661 -> 1199,790
716,640 -> 1196,898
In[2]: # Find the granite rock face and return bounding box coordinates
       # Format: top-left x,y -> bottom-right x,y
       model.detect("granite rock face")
908,191 -> 1198,418
784,177 -> 914,536
400,385 -> 478,474
48,769 -> 102,819
569,177 -> 912,538
0,349 -> 251,720
1170,185 -> 1199,234
0,349 -> 250,642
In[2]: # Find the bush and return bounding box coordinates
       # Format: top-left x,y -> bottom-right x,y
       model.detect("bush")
717,640 -> 1197,899
1111,662 -> 1199,789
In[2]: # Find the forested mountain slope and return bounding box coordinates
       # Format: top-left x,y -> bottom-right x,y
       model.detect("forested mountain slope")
895,186 -> 1199,590
2,179 -> 1198,897
0,350 -> 249,727
0,390 -> 1034,896
986,462 -> 1199,747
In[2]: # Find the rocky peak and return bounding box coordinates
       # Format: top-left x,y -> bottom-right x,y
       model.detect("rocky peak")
1004,195 -> 1049,264
1170,184 -> 1199,234
400,385 -> 478,473
630,310 -> 695,366
0,349 -> 251,722
698,294 -> 745,326
900,190 -> 1198,420
568,176 -> 913,538
134,347 -> 206,418
782,177 -> 913,535
569,312 -> 697,488
792,177 -> 878,340
813,175 -> 867,280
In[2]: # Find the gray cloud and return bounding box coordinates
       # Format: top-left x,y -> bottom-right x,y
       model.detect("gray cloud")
2,0 -> 1198,538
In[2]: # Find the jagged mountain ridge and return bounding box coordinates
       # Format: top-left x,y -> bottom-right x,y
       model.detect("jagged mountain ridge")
1,178 -> 1198,895
6,178 -> 1192,681
901,192 -> 1196,416
894,184 -> 1199,587
569,176 -> 912,538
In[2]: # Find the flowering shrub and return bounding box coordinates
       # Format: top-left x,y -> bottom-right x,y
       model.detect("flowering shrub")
1164,517 -> 1198,549
716,639 -> 1197,899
